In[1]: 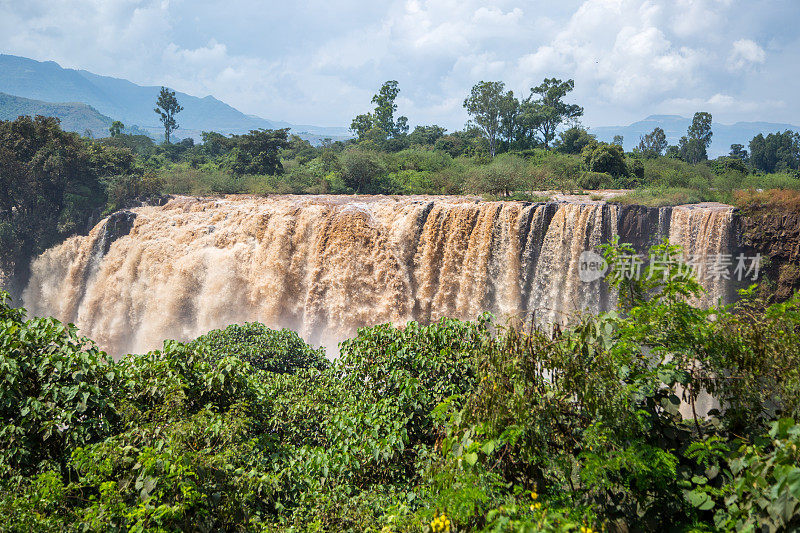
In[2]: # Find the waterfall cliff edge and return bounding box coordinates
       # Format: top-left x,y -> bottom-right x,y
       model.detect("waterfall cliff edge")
22,195 -> 740,356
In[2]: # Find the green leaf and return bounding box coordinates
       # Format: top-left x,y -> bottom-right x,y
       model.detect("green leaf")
786,467 -> 800,499
481,440 -> 496,455
464,452 -> 478,466
686,489 -> 714,510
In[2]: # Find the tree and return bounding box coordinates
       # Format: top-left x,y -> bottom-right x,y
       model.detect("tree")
350,81 -> 409,142
729,144 -> 748,161
339,148 -> 386,192
554,126 -> 596,154
678,136 -> 708,164
200,131 -> 233,157
350,113 -> 375,139
637,127 -> 668,158
498,91 -> 520,150
154,87 -> 183,144
372,80 -> 408,138
526,78 -> 584,150
681,111 -> 713,163
109,121 -> 125,137
612,135 -> 624,146
514,98 -> 541,149
408,125 -> 447,146
749,131 -> 800,173
466,154 -> 527,196
688,112 -> 713,148
434,134 -> 468,157
229,128 -> 290,175
463,81 -> 505,157
581,142 -> 628,178
0,116 -> 109,291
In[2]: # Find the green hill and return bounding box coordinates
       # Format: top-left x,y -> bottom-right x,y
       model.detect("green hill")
0,92 -> 114,137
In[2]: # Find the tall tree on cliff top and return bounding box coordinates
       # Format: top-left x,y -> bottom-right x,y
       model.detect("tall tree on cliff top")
637,127 -> 668,158
154,87 -> 183,144
679,111 -> 713,164
526,78 -> 583,150
372,80 -> 408,138
109,120 -> 124,137
463,81 -> 505,157
350,81 -> 409,141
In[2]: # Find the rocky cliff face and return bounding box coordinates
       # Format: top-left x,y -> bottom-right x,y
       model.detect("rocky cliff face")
733,208 -> 800,301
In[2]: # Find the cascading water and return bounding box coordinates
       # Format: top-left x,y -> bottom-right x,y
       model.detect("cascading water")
668,203 -> 735,307
22,195 -> 737,356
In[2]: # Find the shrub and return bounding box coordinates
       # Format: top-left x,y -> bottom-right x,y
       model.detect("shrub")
388,148 -> 453,173
2,254 -> 800,531
578,171 -> 614,190
189,322 -> 328,374
465,153 -> 528,196
0,291 -> 120,478
339,148 -> 387,193
554,126 -> 596,155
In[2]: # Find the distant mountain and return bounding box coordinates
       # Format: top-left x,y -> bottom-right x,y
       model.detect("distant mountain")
592,115 -> 800,157
0,54 -> 351,142
0,91 -> 113,133
0,92 -> 153,138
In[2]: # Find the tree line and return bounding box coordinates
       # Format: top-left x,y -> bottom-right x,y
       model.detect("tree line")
347,79 -> 799,175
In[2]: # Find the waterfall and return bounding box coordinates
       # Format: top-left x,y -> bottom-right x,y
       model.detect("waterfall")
668,203 -> 735,307
22,196 -> 737,356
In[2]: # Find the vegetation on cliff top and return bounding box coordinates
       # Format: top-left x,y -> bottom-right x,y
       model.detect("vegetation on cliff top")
2,79 -> 799,290
2,242 -> 800,531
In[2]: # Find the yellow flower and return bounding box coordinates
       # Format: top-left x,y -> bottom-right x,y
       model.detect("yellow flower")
530,491 -> 538,500
431,513 -> 450,532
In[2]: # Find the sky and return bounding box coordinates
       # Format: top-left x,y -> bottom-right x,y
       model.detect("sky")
1,0 -> 799,131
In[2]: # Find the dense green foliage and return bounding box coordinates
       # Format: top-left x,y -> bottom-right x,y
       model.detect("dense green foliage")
188,322 -> 328,374
2,241 -> 800,531
749,130 -> 800,174
0,115 -> 144,288
80,87 -> 799,206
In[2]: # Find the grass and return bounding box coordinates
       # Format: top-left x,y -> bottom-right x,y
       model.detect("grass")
153,150 -> 800,212
482,192 -> 552,202
734,188 -> 800,212
608,186 -> 717,207
738,172 -> 800,191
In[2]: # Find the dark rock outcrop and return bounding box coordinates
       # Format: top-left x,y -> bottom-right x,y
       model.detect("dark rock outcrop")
101,210 -> 137,255
732,208 -> 800,301
616,205 -> 669,254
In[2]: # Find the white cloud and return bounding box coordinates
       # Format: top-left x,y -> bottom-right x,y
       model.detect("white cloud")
0,0 -> 798,128
728,39 -> 766,71
516,0 -> 708,109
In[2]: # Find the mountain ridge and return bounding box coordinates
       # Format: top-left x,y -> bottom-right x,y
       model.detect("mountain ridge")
0,53 -> 351,142
0,92 -> 147,137
2,53 -> 796,153
591,114 -> 800,157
